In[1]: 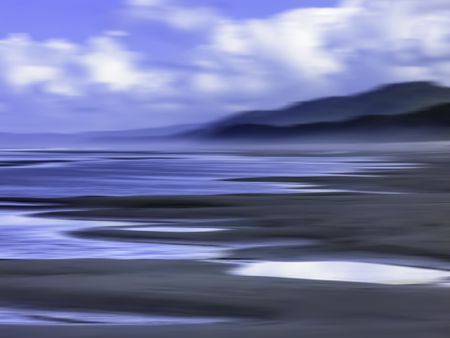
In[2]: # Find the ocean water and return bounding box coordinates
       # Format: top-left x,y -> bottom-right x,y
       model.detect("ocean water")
0,150 -> 415,260
0,149 -> 420,260
0,150 -> 415,198
0,211 -> 228,259
1,149 -> 446,325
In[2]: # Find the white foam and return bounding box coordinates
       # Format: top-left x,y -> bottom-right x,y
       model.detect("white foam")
232,261 -> 450,285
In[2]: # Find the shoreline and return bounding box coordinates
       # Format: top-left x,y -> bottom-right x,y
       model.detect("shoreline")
0,148 -> 449,337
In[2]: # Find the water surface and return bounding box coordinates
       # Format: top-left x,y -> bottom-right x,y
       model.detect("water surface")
0,150 -> 416,260
232,261 -> 450,285
0,150 -> 415,197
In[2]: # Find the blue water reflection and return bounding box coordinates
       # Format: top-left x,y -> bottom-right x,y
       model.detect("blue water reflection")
0,150 -> 415,197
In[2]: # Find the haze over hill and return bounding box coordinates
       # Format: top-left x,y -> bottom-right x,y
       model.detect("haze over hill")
193,102 -> 450,142
1,81 -> 450,147
0,125 -> 197,148
212,82 -> 450,128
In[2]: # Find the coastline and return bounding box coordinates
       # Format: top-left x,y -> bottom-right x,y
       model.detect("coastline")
0,148 -> 449,337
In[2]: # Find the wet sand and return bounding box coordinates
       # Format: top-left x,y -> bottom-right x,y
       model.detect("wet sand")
1,148 -> 450,337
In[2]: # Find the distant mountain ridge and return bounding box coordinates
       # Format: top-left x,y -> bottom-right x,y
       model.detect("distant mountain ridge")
1,81 -> 450,147
213,81 -> 450,128
193,102 -> 450,142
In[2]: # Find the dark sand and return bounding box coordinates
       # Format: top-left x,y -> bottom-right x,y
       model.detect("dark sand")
1,148 -> 450,337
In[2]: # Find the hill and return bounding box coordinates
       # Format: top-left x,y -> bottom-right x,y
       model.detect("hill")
213,81 -> 450,128
194,102 -> 450,142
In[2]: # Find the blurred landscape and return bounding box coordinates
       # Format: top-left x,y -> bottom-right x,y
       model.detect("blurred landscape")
1,146 -> 450,338
1,1 -> 450,338
2,81 -> 450,147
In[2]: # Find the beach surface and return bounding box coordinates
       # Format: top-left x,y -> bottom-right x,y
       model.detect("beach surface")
0,147 -> 449,337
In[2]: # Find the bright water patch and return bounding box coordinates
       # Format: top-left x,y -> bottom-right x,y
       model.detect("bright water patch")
0,211 -> 226,259
0,202 -> 57,207
0,307 -> 228,325
229,239 -> 318,250
0,150 -> 415,197
121,226 -> 228,233
0,151 -> 421,260
232,261 -> 450,285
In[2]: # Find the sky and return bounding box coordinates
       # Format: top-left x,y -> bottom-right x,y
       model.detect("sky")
0,0 -> 449,132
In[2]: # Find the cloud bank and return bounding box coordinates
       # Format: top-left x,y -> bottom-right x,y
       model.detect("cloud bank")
0,0 -> 449,132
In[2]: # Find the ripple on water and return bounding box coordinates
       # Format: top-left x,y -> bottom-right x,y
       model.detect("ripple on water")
0,307 -> 229,325
119,226 -> 228,233
0,212 -> 227,260
232,261 -> 450,285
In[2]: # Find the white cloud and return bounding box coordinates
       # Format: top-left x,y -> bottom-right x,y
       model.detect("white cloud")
199,7 -> 355,79
0,0 -> 450,132
192,73 -> 228,94
0,33 -> 175,96
0,34 -> 78,94
185,0 -> 450,108
127,0 -> 222,31
9,65 -> 59,87
128,0 -> 167,6
0,32 -> 180,132
82,36 -> 147,91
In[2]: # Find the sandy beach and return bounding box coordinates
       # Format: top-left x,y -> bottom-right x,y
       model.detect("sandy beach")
0,148 -> 449,337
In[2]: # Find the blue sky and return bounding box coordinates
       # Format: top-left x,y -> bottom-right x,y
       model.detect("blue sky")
0,0 -> 123,41
0,0 -> 449,132
0,0 -> 340,40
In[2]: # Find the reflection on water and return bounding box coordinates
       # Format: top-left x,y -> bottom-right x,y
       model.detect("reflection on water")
0,211 -> 226,259
0,307 -> 228,325
232,261 -> 450,285
0,151 -> 420,260
120,226 -> 228,233
0,150 -> 417,197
